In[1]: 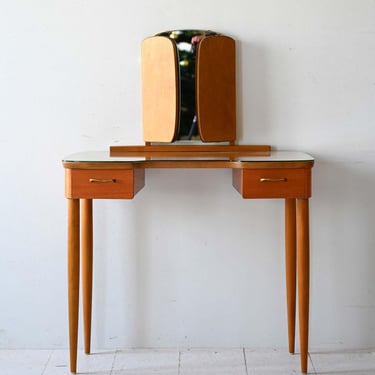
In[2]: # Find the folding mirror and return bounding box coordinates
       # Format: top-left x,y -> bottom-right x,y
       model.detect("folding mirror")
142,30 -> 236,143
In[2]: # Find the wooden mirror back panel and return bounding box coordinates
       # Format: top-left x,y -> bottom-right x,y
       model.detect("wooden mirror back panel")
196,35 -> 236,142
142,36 -> 179,142
142,30 -> 236,143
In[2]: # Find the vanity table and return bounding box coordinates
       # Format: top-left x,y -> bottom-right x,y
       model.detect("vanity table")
63,148 -> 313,373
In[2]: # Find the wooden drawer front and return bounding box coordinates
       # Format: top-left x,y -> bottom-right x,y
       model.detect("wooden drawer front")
65,169 -> 145,199
233,168 -> 311,199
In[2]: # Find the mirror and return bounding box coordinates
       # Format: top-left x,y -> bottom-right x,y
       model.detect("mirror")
156,30 -> 218,141
142,29 -> 236,143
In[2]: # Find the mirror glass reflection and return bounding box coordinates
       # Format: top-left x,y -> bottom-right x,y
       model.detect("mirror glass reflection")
156,30 -> 218,141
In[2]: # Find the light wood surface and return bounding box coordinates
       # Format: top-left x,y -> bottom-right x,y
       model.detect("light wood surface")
81,199 -> 93,355
110,144 -> 270,157
64,152 -> 312,373
141,34 -> 236,143
65,169 -> 145,199
285,198 -> 297,354
142,36 -> 179,142
297,198 -> 310,373
68,199 -> 80,373
232,168 -> 311,199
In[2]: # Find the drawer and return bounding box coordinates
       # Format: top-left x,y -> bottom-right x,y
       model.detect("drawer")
65,169 -> 145,199
233,168 -> 311,199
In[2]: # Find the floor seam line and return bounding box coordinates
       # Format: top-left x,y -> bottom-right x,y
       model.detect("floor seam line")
109,349 -> 118,375
243,348 -> 249,375
40,349 -> 53,375
308,352 -> 318,375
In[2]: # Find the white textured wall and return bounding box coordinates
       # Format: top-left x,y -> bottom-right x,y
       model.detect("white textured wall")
1,0 -> 375,351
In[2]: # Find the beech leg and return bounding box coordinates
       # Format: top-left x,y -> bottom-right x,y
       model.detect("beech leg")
297,198 -> 310,373
82,199 -> 93,355
68,199 -> 80,373
285,198 -> 297,354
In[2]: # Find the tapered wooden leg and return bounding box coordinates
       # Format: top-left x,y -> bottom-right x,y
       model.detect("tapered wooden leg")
68,199 -> 80,373
285,198 -> 297,354
82,199 -> 93,355
297,198 -> 310,373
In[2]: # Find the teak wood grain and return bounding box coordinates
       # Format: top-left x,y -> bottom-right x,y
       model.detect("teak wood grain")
63,151 -> 313,374
196,35 -> 236,142
297,199 -> 310,373
110,144 -> 270,157
285,198 -> 297,354
67,199 -> 79,373
142,36 -> 179,142
141,34 -> 236,143
81,199 -> 93,355
65,169 -> 145,199
232,168 -> 311,199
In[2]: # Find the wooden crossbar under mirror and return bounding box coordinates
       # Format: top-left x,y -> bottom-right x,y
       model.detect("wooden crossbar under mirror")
110,29 -> 270,157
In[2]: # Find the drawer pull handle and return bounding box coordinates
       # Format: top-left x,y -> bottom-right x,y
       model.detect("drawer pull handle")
89,178 -> 116,183
260,177 -> 287,183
